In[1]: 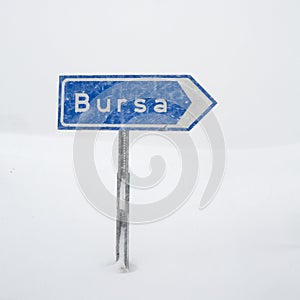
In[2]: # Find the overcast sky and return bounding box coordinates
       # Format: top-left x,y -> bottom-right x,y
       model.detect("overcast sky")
1,0 -> 299,148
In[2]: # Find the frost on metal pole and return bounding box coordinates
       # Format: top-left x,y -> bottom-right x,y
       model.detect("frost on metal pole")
116,130 -> 130,269
58,75 -> 217,271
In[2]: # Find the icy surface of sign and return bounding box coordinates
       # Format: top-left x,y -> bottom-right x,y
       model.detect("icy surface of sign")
58,75 -> 217,131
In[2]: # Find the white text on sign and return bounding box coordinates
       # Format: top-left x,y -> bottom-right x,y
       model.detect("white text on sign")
75,93 -> 167,113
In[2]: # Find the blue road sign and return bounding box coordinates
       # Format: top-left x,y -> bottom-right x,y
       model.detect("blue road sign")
58,75 -> 217,131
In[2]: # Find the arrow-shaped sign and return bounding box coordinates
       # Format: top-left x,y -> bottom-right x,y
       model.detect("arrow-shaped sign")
58,75 -> 217,131
57,74 -> 218,271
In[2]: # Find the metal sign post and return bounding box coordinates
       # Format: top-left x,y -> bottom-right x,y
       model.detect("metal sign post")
116,130 -> 130,269
58,75 -> 217,270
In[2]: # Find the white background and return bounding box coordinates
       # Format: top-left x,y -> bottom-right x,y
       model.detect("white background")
1,0 -> 299,299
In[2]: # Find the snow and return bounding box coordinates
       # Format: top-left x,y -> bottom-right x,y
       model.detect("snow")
0,133 -> 299,299
1,0 -> 299,298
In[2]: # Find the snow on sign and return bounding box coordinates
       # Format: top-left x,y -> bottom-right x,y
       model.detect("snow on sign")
57,75 -> 217,131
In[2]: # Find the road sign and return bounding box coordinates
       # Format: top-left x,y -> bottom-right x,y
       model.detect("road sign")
57,74 -> 218,271
58,75 -> 217,131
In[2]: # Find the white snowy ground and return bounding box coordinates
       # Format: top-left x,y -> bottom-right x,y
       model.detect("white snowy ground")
0,132 -> 299,300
